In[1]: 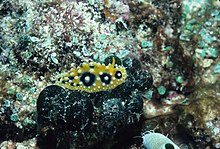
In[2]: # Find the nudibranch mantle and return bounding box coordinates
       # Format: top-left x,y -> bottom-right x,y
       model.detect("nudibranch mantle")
56,58 -> 128,93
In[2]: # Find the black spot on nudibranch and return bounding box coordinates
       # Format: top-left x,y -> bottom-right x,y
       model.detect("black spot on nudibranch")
115,70 -> 122,79
62,80 -> 68,84
80,72 -> 96,87
68,76 -> 74,80
99,72 -> 112,85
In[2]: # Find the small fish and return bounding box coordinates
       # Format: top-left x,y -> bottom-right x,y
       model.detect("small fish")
142,132 -> 180,149
56,57 -> 128,93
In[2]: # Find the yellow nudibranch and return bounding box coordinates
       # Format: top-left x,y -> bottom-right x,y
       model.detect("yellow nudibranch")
56,58 -> 128,93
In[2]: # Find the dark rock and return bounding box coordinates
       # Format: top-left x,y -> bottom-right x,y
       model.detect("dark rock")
122,56 -> 142,73
66,91 -> 94,130
37,85 -> 67,126
132,70 -> 153,91
99,98 -> 127,137
125,94 -> 143,114
37,85 -> 93,131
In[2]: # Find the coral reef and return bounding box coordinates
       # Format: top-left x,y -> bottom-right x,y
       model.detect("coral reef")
0,0 -> 219,148
179,82 -> 220,148
36,55 -> 152,148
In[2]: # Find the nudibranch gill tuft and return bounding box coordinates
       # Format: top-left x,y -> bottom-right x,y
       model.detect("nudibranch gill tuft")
56,58 -> 128,93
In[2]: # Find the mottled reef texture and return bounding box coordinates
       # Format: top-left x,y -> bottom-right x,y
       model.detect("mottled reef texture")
0,0 -> 220,149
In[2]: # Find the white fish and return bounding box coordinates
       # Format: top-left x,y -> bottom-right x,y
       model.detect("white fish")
142,132 -> 180,149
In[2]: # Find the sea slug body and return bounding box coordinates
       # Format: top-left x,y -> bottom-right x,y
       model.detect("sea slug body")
56,58 -> 128,93
142,132 -> 180,149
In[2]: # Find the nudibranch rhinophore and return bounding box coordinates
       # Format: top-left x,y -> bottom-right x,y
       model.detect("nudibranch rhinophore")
142,132 -> 180,149
56,58 -> 128,93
